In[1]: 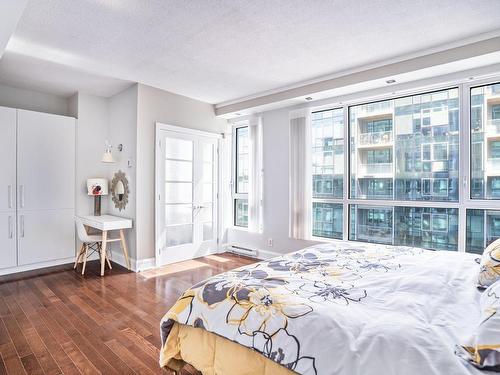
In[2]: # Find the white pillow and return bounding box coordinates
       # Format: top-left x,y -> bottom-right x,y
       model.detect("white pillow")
478,238 -> 500,288
457,281 -> 500,371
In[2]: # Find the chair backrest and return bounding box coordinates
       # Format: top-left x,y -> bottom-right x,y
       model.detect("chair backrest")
75,217 -> 91,243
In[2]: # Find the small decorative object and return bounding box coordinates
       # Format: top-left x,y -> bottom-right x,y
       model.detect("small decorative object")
111,171 -> 129,211
87,178 -> 108,216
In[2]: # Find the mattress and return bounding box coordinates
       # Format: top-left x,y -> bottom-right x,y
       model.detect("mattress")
160,242 -> 495,375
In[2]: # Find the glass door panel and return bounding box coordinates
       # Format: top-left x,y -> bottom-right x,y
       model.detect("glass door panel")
198,142 -> 216,242
164,137 -> 194,248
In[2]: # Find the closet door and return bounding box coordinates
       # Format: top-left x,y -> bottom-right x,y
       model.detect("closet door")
17,109 -> 75,266
0,212 -> 16,269
17,210 -> 74,266
17,110 -> 75,210
0,106 -> 16,212
0,107 -> 17,269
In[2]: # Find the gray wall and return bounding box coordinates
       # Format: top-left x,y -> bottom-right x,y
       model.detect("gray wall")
0,83 -> 70,116
108,84 -> 138,258
135,83 -> 227,260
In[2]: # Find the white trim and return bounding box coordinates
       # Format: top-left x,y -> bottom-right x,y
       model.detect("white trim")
0,256 -> 77,276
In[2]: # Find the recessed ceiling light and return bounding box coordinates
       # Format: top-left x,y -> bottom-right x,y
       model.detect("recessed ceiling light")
386,79 -> 396,84
305,97 -> 313,101
468,77 -> 474,80
235,112 -> 241,116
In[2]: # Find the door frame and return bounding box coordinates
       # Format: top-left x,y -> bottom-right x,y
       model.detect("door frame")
155,123 -> 222,267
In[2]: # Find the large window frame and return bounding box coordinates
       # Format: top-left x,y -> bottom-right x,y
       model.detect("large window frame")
308,77 -> 500,253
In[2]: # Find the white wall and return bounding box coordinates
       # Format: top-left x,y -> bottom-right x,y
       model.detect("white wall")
227,107 -> 319,256
136,83 -> 227,260
0,83 -> 70,116
73,93 -> 110,217
108,84 -> 138,258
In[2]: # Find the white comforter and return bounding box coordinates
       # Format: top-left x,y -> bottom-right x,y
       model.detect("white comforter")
161,242 -> 494,375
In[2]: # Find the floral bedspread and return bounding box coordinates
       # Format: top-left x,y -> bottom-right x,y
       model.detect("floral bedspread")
160,242 -> 487,375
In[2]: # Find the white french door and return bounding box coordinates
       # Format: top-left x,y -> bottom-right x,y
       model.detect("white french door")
155,124 -> 220,266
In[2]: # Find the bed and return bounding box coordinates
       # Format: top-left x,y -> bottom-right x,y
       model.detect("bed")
159,242 -> 495,375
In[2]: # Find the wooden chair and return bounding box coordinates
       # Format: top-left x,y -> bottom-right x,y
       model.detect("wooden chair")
74,217 -> 112,275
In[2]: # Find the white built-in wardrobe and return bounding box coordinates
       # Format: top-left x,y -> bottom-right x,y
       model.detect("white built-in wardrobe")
0,106 -> 75,274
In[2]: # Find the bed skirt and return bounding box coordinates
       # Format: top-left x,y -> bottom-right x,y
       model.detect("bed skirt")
160,322 -> 293,375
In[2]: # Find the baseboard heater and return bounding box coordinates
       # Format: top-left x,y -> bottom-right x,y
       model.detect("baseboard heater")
227,245 -> 258,258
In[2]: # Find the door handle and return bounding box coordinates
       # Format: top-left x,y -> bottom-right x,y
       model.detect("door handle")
8,185 -> 13,209
20,215 -> 24,238
8,216 -> 13,239
19,185 -> 25,208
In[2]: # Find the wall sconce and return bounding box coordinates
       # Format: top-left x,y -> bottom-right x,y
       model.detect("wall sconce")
101,141 -> 124,163
101,140 -> 115,163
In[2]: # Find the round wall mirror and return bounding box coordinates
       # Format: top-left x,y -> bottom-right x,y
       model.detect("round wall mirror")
111,170 -> 129,211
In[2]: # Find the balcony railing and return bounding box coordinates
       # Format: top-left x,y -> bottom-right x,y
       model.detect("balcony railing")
358,130 -> 392,146
356,224 -> 392,244
487,158 -> 500,171
486,119 -> 500,136
358,163 -> 393,175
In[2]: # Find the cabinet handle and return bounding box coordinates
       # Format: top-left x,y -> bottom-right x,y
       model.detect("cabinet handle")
19,185 -> 25,208
20,215 -> 24,238
8,185 -> 13,209
8,216 -> 13,239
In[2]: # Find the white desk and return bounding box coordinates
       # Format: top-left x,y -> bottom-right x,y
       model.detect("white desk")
79,215 -> 133,276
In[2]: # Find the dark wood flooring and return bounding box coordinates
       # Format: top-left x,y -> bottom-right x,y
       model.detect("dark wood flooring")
0,253 -> 256,375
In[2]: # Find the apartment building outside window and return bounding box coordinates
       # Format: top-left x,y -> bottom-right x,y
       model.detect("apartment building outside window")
233,126 -> 249,227
311,109 -> 344,239
348,88 -> 460,250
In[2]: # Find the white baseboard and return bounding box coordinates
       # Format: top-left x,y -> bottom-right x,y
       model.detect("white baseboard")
109,249 -> 156,272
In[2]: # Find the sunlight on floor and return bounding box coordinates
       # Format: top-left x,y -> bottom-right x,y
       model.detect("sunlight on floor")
139,260 -> 209,279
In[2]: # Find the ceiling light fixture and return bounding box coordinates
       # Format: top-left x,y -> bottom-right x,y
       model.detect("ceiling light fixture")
305,97 -> 313,101
235,112 -> 241,116
386,79 -> 396,84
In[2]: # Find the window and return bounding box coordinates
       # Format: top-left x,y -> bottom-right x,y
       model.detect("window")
349,205 -> 458,251
311,109 -> 344,239
466,209 -> 500,254
233,126 -> 249,227
312,202 -> 343,239
493,105 -> 500,120
347,88 -> 459,251
350,88 -> 459,202
471,82 -> 500,200
293,80 -> 500,252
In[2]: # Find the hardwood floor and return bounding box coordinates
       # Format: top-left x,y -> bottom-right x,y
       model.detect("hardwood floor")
0,253 -> 257,375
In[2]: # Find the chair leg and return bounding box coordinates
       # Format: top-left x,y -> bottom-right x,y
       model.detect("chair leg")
82,244 -> 88,275
74,244 -> 84,269
106,251 -> 113,270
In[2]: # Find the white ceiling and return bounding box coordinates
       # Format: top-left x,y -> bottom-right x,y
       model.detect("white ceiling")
0,0 -> 500,103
